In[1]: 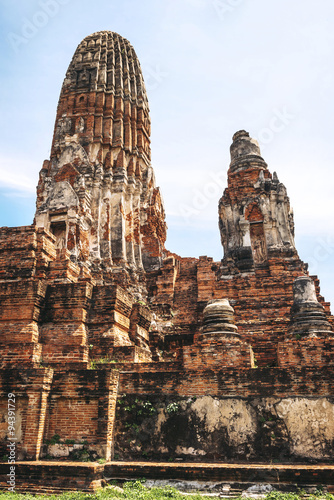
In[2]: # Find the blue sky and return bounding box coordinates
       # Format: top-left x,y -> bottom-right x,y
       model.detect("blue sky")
1,0 -> 334,305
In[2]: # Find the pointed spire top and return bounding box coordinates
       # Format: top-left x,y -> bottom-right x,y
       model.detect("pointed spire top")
230,130 -> 267,173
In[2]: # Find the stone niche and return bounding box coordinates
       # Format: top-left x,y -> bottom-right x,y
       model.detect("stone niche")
183,299 -> 254,370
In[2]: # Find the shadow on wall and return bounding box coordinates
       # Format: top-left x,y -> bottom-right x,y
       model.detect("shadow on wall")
114,394 -> 334,463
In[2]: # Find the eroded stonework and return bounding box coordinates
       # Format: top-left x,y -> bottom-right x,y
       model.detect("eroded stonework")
219,130 -> 296,274
35,31 -> 166,283
0,31 -> 333,466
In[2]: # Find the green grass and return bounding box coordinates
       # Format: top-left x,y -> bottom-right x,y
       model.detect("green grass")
0,484 -> 333,500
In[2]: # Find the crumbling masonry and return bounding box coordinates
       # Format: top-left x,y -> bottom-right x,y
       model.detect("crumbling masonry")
0,31 -> 333,465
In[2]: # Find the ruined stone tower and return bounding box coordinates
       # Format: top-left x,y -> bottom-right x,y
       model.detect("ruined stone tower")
219,130 -> 296,274
0,32 -> 334,478
35,31 -> 166,277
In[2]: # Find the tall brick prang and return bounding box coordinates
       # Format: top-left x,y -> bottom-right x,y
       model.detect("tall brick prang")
219,130 -> 297,274
35,31 -> 167,280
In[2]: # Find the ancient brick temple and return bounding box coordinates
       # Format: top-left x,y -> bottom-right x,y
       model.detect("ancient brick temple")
0,31 -> 333,465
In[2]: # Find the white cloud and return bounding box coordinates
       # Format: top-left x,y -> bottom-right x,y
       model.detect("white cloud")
0,157 -> 37,193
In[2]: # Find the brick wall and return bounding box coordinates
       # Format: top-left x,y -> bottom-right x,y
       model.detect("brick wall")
0,369 -> 53,459
43,369 -> 119,459
278,338 -> 334,368
150,254 -> 332,367
118,366 -> 334,397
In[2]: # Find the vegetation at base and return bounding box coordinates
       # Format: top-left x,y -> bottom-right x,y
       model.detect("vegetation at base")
0,483 -> 333,500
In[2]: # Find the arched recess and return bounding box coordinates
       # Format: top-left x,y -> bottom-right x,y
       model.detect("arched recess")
245,202 -> 267,265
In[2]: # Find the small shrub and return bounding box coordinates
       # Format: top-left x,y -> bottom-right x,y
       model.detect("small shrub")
139,401 -> 156,416
166,402 -> 179,415
46,434 -> 61,445
71,448 -> 91,462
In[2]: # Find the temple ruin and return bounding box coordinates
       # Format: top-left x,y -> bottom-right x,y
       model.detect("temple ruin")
0,31 -> 333,492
